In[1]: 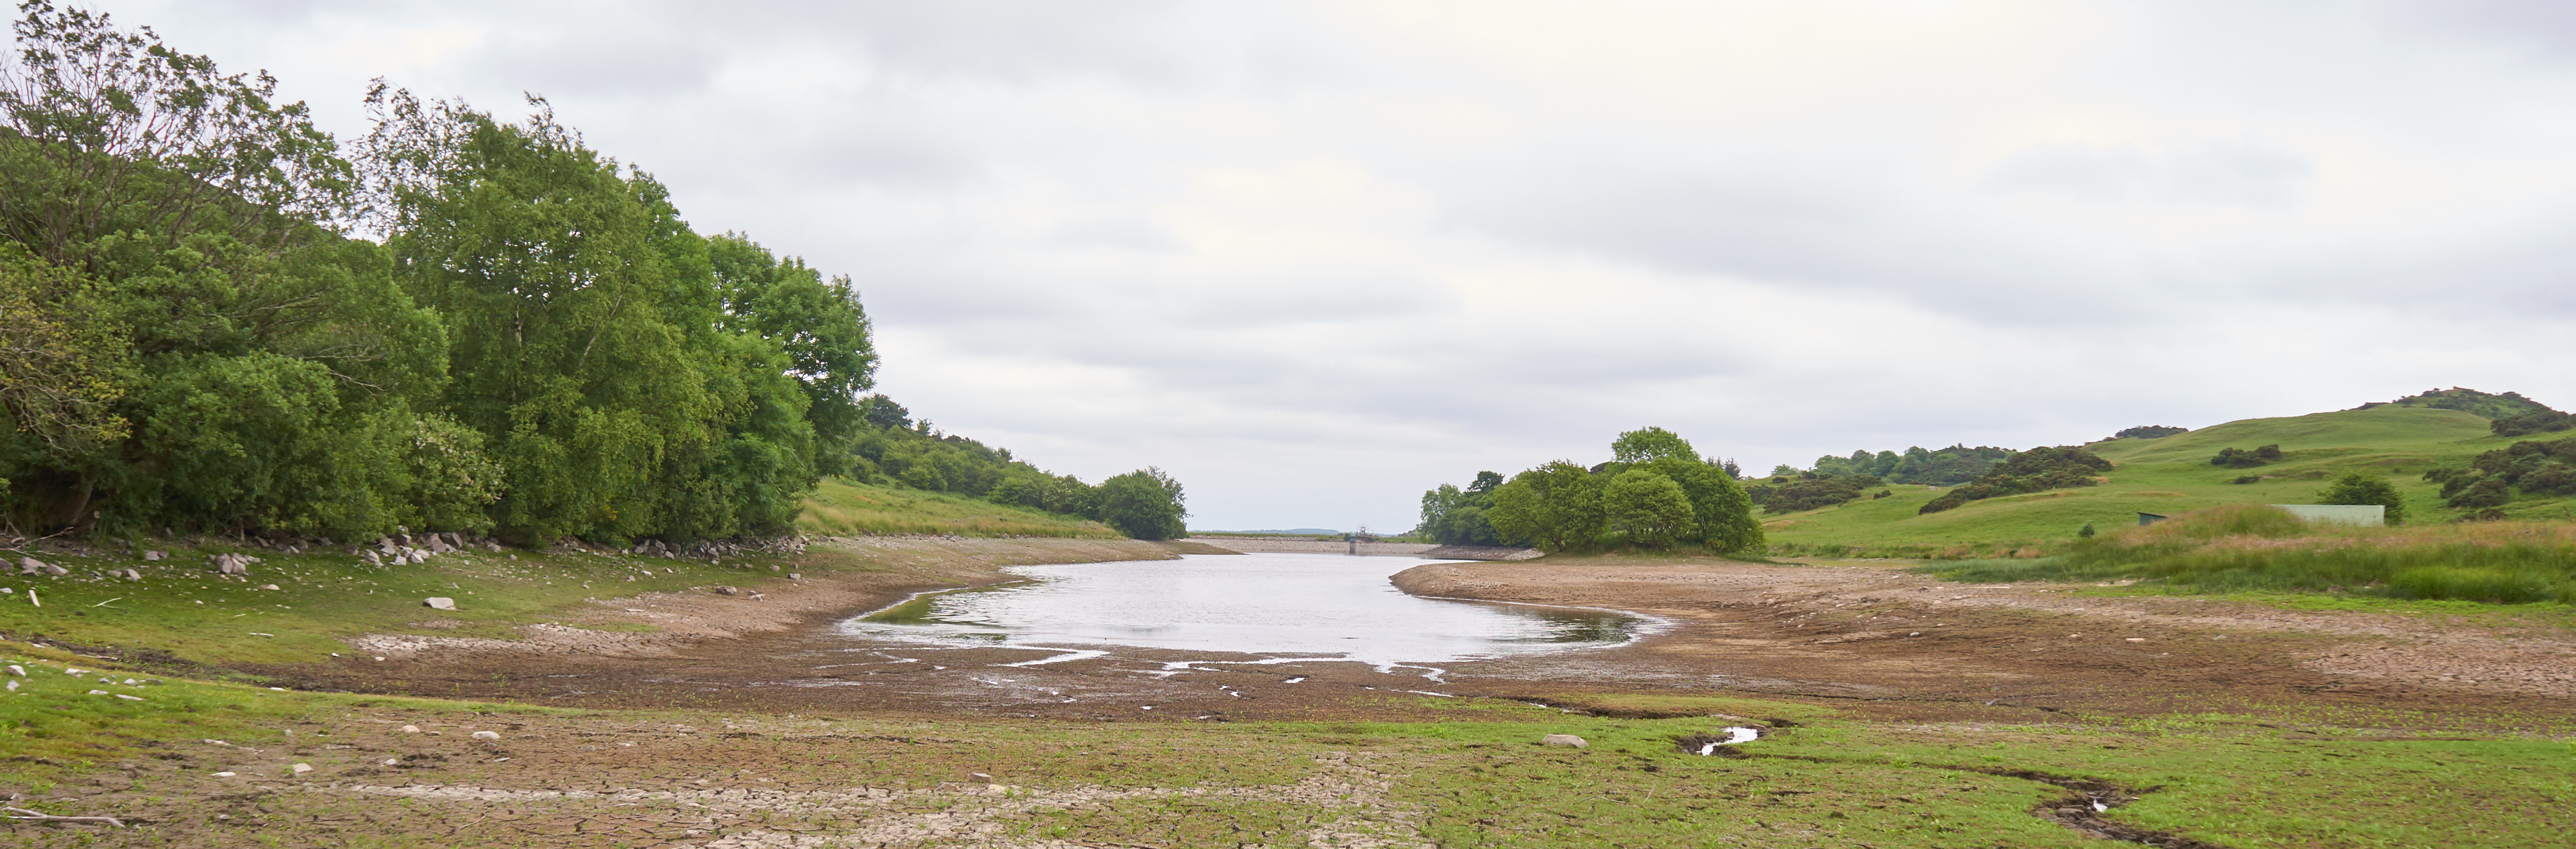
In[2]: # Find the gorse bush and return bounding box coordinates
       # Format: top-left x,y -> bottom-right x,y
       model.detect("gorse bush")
1744,474 -> 1874,514
2425,435 -> 2576,510
2110,425 -> 2189,439
2209,444 -> 2282,469
1917,446 -> 2111,514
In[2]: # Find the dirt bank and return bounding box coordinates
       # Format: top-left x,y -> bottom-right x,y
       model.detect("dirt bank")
1391,555 -> 2576,717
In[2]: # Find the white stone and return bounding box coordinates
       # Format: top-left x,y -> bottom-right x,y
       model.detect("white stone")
1540,734 -> 1589,749
400,725 -> 420,734
291,763 -> 312,775
422,597 -> 456,610
471,730 -> 501,741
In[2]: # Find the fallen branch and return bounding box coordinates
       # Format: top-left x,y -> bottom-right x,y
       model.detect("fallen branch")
1,806 -> 125,827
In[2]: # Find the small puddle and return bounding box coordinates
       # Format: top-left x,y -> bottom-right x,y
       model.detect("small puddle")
1677,726 -> 1764,756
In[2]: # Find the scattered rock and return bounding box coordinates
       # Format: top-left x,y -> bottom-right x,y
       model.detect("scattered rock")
122,569 -> 142,581
364,551 -> 383,567
4,665 -> 19,676
471,730 -> 501,741
400,725 -> 420,734
208,553 -> 259,575
142,550 -> 165,561
291,763 -> 312,775
260,584 -> 280,591
787,573 -> 801,581
714,586 -> 739,596
422,597 -> 456,611
2125,637 -> 2147,643
16,558 -> 43,576
1541,734 -> 1589,749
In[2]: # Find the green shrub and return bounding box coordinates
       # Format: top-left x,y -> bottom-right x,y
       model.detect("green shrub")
2211,444 -> 2282,469
1918,446 -> 2110,514
2319,469 -> 2407,525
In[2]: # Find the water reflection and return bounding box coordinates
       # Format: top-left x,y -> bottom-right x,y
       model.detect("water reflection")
841,553 -> 1647,665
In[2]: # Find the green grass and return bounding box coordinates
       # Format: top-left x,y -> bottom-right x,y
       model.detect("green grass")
1919,505 -> 2576,605
1766,405 -> 2572,557
799,477 -> 1123,538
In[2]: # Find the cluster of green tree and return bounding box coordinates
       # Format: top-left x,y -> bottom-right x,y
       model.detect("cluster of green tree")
2425,436 -> 2576,512
839,396 -> 1186,540
1917,446 -> 2111,514
1743,473 -> 1877,514
1803,444 -> 2015,486
1414,471 -> 1507,545
0,6 -> 1185,544
2110,425 -> 2189,439
1418,428 -> 1762,554
2210,444 -> 2283,469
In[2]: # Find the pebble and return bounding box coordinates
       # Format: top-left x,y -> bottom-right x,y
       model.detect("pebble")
213,772 -> 236,777
422,597 -> 456,610
291,763 -> 312,775
383,758 -> 399,766
472,730 -> 501,741
401,725 -> 420,734
1541,733 -> 1589,749
6,665 -> 21,677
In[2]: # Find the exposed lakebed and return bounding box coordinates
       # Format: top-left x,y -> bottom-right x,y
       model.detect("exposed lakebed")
839,553 -> 1652,669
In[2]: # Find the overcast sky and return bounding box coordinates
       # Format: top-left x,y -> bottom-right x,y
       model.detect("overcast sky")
89,0 -> 2576,531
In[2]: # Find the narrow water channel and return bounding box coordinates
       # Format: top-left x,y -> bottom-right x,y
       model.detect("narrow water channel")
839,552 -> 1649,667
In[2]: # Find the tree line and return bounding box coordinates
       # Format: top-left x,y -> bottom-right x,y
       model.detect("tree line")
1414,427 -> 1762,555
0,4 -> 1184,544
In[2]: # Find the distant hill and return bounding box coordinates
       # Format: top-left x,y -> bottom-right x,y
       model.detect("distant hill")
2087,405 -> 2492,464
1762,398 -> 2569,557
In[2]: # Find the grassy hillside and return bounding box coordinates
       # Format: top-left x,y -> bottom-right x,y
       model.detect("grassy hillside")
2087,406 -> 2493,464
1765,405 -> 2561,557
797,477 -> 1125,538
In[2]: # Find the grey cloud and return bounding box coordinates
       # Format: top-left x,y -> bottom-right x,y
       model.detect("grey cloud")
1986,142 -> 2312,207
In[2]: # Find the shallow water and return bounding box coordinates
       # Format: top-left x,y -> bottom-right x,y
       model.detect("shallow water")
839,552 -> 1647,666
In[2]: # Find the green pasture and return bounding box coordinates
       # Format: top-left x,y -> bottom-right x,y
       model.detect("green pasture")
1767,405 -> 2568,556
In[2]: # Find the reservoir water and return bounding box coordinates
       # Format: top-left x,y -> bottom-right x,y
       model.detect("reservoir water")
838,552 -> 1649,668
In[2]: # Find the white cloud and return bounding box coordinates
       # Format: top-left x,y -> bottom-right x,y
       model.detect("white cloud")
85,0 -> 2576,531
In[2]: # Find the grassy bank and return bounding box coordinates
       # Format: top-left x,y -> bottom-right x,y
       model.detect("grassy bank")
0,659 -> 2565,846
1923,505 -> 2576,604
1764,405 -> 2569,557
798,477 -> 1124,538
